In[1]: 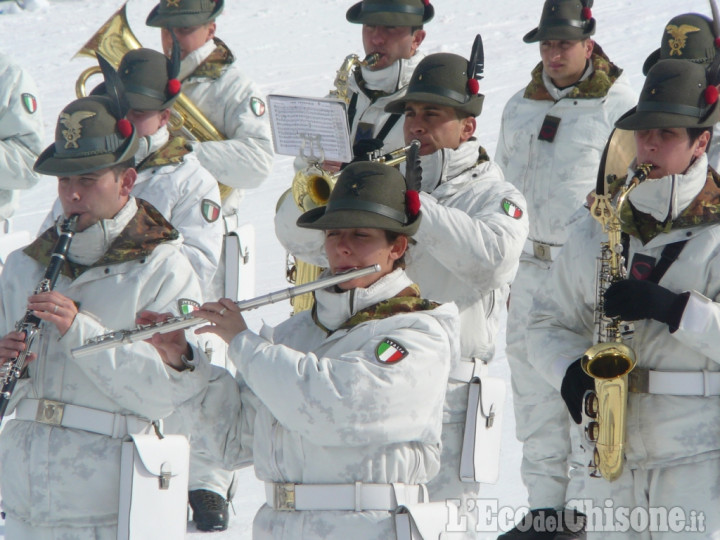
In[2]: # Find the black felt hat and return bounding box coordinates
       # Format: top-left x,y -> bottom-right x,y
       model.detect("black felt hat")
297,161 -> 421,235
385,52 -> 484,117
642,13 -> 717,75
34,96 -> 138,176
146,0 -> 224,28
616,59 -> 720,130
523,0 -> 596,43
346,0 -> 433,26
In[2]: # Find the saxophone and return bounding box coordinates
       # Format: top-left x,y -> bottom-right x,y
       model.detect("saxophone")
580,163 -> 653,481
0,215 -> 79,424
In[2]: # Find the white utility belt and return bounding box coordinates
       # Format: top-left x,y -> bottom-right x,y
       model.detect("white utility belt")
524,239 -> 563,263
628,369 -> 720,396
264,481 -> 425,512
15,398 -> 152,438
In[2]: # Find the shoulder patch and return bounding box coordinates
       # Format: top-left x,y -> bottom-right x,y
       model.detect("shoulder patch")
178,298 -> 200,315
201,199 -> 221,223
22,93 -> 37,114
375,338 -> 408,364
250,97 -> 266,117
502,198 -> 523,219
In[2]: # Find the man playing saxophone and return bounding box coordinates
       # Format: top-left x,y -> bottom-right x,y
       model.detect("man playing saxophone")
527,59 -> 720,538
0,94 -> 210,538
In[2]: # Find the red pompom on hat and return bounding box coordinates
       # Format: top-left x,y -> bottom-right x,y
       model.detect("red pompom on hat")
117,118 -> 133,138
705,85 -> 719,106
422,0 -> 430,5
167,78 -> 181,96
467,78 -> 480,95
581,6 -> 592,20
406,190 -> 421,217
715,37 -> 720,49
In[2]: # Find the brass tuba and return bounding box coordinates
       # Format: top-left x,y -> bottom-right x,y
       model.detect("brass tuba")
581,162 -> 653,481
74,2 -> 233,200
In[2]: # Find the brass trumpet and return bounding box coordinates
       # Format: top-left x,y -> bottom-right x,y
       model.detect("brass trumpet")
73,2 -> 232,200
581,162 -> 653,481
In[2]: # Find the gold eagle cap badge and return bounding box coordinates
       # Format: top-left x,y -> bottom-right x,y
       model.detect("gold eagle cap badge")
59,111 -> 96,150
665,24 -> 701,57
166,0 -> 181,7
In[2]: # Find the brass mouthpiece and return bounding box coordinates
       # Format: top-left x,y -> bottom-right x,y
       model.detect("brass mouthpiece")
362,53 -> 380,68
633,163 -> 654,183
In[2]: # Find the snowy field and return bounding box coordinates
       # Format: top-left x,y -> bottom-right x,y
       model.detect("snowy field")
0,0 -> 712,537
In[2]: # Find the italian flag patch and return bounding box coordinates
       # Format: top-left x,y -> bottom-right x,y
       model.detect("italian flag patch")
22,93 -> 37,114
502,198 -> 523,219
375,338 -> 408,364
201,199 -> 221,223
178,298 -> 200,315
250,97 -> 265,117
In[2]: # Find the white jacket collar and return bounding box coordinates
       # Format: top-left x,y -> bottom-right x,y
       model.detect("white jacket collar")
314,268 -> 414,330
627,154 -> 708,223
67,197 -> 138,266
416,137 -> 482,192
359,51 -> 424,94
134,127 -> 171,178
178,40 -> 216,81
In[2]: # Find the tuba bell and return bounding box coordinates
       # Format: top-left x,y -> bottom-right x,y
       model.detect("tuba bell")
74,2 -> 232,200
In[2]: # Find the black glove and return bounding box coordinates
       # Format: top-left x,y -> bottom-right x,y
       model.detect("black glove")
351,138 -> 384,162
497,508 -> 587,540
561,359 -> 594,424
603,280 -> 689,331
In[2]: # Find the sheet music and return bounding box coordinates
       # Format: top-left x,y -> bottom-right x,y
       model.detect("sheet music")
267,94 -> 353,163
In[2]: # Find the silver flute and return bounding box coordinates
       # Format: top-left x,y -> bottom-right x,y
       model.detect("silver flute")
71,264 -> 381,358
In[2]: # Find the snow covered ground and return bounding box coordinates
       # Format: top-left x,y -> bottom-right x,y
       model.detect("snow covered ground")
0,0 -> 711,537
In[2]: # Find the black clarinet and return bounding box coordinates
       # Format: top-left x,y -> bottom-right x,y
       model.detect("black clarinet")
0,214 -> 79,423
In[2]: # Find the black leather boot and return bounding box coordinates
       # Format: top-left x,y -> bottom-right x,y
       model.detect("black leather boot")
497,508 -> 586,540
189,489 -> 229,532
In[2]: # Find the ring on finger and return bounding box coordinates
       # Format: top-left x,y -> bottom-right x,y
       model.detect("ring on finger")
53,305 -> 59,314
219,308 -> 227,316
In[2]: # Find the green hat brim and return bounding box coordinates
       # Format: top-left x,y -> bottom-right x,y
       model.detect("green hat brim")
523,19 -> 595,43
642,49 -> 660,76
615,105 -> 720,131
34,134 -> 138,177
146,0 -> 224,28
297,206 -> 421,236
385,91 -> 484,117
346,1 -> 434,26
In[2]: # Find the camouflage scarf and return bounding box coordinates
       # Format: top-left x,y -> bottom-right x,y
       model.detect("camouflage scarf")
190,38 -> 235,80
523,43 -> 622,101
619,168 -> 720,244
24,199 -> 180,280
136,137 -> 192,173
312,284 -> 440,334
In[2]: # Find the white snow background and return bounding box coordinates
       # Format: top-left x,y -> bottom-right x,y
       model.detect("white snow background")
0,0 -> 710,537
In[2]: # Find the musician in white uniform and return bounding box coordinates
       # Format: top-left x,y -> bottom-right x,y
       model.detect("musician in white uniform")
528,59 -> 720,539
0,95 -> 209,539
151,161 -> 461,540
